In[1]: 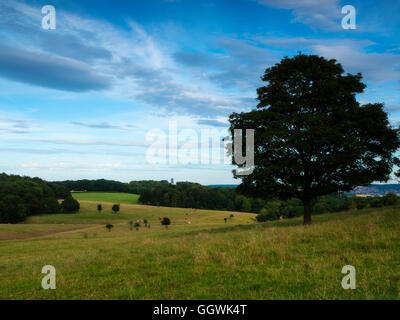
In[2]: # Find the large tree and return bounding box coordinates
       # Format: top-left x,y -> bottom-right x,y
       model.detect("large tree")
228,54 -> 400,224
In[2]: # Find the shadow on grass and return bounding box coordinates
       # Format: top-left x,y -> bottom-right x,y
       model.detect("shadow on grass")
176,204 -> 399,238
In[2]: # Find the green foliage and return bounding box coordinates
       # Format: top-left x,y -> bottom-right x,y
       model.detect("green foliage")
112,204 -> 120,214
161,217 -> 171,228
105,224 -> 114,232
60,195 -> 80,213
97,204 -> 102,212
0,195 -> 27,224
256,205 -> 279,222
48,183 -> 70,199
0,173 -> 61,223
228,54 -> 400,224
134,222 -> 140,230
139,183 -> 262,213
256,195 -> 398,222
53,179 -> 170,194
382,193 -> 398,206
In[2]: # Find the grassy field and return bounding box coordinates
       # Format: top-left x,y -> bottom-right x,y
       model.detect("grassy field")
72,192 -> 140,204
0,197 -> 399,299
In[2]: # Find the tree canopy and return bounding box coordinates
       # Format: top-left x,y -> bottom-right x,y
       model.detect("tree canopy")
228,54 -> 400,224
0,173 -> 65,223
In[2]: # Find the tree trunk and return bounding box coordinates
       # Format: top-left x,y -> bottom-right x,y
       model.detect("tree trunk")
303,199 -> 312,225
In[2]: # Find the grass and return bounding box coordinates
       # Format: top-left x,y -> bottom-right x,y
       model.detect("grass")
0,198 -> 398,300
72,192 -> 140,204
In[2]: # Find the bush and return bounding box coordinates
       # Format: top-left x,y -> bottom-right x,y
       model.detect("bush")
106,224 -> 114,232
97,204 -> 102,212
161,217 -> 171,228
60,195 -> 80,213
256,213 -> 269,222
370,198 -> 384,208
382,193 -> 398,206
112,204 -> 120,214
256,207 -> 279,222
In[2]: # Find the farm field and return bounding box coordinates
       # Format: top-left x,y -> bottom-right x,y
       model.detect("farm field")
0,197 -> 399,300
72,192 -> 140,204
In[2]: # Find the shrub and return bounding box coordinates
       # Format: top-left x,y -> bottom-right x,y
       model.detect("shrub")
134,222 -> 140,231
106,224 -> 114,232
382,193 -> 398,206
256,207 -> 279,222
370,198 -> 384,208
97,204 -> 102,212
112,204 -> 120,214
256,213 -> 269,222
161,217 -> 171,228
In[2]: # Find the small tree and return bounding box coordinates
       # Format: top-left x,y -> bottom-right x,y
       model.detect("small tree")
97,204 -> 102,213
143,219 -> 148,227
129,221 -> 133,231
112,204 -> 120,214
134,222 -> 140,231
224,217 -> 227,223
161,217 -> 171,229
60,194 -> 80,213
106,224 -> 114,232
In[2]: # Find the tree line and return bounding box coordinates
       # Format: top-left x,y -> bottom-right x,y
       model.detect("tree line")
52,179 -> 170,194
0,173 -> 79,223
139,182 -> 266,213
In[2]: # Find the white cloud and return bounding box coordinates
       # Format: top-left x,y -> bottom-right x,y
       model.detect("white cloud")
314,45 -> 400,84
257,0 -> 342,30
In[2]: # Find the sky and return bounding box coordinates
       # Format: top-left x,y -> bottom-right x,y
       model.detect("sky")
0,0 -> 399,184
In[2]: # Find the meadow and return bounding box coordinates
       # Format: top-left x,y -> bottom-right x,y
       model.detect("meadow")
72,192 -> 140,204
0,194 -> 399,299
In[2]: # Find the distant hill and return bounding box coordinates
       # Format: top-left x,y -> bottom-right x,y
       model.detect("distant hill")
207,184 -> 400,196
350,184 -> 400,196
207,184 -> 238,188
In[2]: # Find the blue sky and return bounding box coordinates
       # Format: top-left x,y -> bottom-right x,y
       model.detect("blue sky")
0,0 -> 399,184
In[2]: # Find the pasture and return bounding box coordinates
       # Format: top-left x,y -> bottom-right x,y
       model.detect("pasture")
72,192 -> 140,204
0,196 -> 398,299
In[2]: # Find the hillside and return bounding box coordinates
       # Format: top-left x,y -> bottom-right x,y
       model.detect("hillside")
72,192 -> 140,204
0,199 -> 398,299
